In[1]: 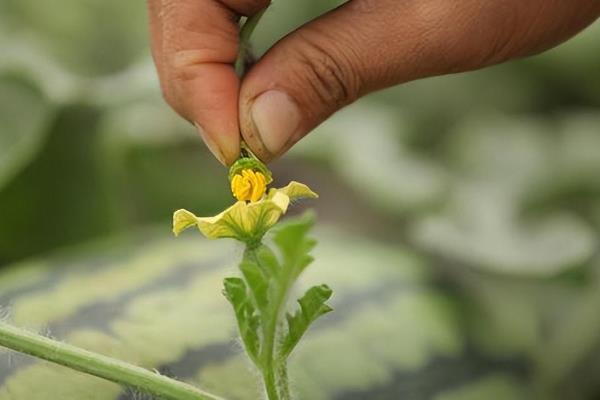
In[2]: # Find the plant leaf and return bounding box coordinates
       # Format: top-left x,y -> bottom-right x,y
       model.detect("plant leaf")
240,244 -> 281,313
222,277 -> 260,362
239,259 -> 269,312
254,245 -> 280,278
272,212 -> 317,279
280,284 -> 333,359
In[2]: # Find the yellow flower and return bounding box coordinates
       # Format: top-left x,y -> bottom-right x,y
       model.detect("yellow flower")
173,182 -> 318,245
231,169 -> 267,202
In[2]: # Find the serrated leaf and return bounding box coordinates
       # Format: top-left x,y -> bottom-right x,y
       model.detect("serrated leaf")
280,284 -> 333,359
223,277 -> 260,362
273,213 -> 317,279
240,244 -> 281,313
254,245 -> 280,278
239,260 -> 269,312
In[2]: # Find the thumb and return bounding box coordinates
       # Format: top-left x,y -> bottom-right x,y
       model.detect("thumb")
239,1 -> 385,162
239,0 -> 600,162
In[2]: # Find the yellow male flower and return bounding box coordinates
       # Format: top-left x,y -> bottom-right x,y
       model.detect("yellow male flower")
231,169 -> 267,202
173,153 -> 317,245
173,181 -> 317,245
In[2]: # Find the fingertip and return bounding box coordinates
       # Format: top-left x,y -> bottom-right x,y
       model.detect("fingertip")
150,0 -> 244,166
195,122 -> 240,166
181,65 -> 241,166
218,128 -> 242,166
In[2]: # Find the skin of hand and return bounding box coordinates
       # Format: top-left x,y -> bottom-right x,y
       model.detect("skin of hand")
147,0 -> 600,165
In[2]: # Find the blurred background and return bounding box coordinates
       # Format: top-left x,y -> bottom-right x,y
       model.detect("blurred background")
0,0 -> 599,399
0,0 -> 599,264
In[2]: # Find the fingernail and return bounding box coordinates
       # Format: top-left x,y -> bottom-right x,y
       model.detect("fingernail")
251,90 -> 301,156
194,122 -> 227,165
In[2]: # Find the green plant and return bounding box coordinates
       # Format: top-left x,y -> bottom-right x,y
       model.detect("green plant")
174,149 -> 329,400
224,216 -> 332,400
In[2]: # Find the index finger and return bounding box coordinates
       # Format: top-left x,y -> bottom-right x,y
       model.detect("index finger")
147,0 -> 249,165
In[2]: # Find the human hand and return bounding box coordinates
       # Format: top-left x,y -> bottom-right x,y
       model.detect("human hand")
147,0 -> 600,165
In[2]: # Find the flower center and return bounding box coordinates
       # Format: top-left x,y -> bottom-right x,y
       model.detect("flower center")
231,169 -> 267,202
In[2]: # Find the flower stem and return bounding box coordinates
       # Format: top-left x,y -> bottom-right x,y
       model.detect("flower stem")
234,7 -> 268,77
262,367 -> 280,400
247,246 -> 294,400
0,322 -> 223,400
277,364 -> 291,399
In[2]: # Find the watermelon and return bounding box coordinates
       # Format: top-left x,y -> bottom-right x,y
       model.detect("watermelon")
2,226 -> 598,400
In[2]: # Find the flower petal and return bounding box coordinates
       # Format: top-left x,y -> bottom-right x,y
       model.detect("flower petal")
277,181 -> 319,202
263,190 -> 290,218
173,181 -> 315,244
194,192 -> 290,241
173,209 -> 201,236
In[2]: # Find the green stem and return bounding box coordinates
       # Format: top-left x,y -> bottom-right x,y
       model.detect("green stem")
247,246 -> 294,400
0,322 -> 223,400
262,367 -> 280,400
234,7 -> 268,77
245,247 -> 283,400
277,363 -> 291,399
